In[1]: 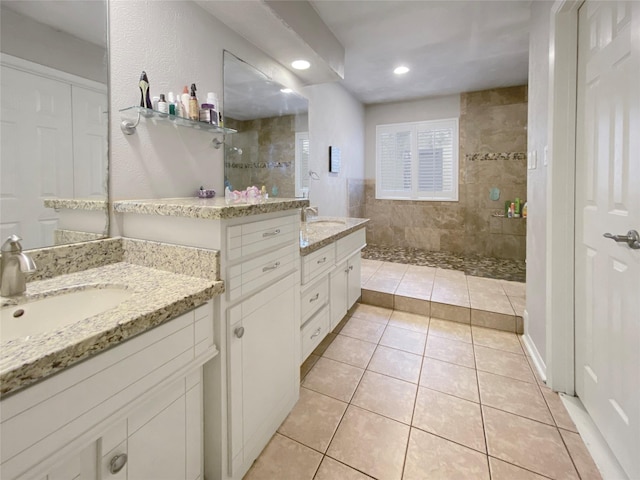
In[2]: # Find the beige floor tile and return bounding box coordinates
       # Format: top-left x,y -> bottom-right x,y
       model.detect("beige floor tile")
403,428 -> 490,480
501,279 -> 526,297
244,433 -> 322,480
430,302 -> 471,323
314,457 -> 374,480
323,334 -> 377,368
474,345 -> 535,383
378,262 -> 410,276
413,387 -> 486,453
424,335 -> 475,368
379,325 -> 427,355
509,295 -> 526,317
419,357 -> 479,402
483,406 -> 579,479
472,326 -> 523,354
350,303 -> 392,325
477,371 -> 553,425
351,371 -> 417,424
327,406 -> 409,480
339,317 -> 386,343
435,267 -> 468,282
361,289 -> 394,309
395,279 -> 432,300
278,388 -> 347,453
388,310 -> 430,334
559,429 -> 603,480
312,332 -> 337,356
364,276 -> 401,294
302,357 -> 364,402
469,290 -> 515,315
471,310 -> 516,332
467,275 -> 503,292
431,285 -> 471,307
543,391 -> 578,432
428,317 -> 472,343
367,345 -> 423,384
489,457 -> 548,480
360,259 -> 383,284
301,354 -> 320,380
393,295 -> 430,315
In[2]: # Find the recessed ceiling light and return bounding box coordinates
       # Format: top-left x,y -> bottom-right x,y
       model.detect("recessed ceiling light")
394,66 -> 410,75
280,88 -> 293,93
291,60 -> 311,70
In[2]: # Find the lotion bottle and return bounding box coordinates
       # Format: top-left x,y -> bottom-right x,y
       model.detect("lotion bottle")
180,86 -> 190,118
189,83 -> 199,121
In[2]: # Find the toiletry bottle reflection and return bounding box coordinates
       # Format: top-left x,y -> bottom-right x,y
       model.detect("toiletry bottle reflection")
139,71 -> 152,109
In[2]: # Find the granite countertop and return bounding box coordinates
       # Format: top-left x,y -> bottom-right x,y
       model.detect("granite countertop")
0,263 -> 224,396
300,216 -> 369,255
44,198 -> 108,211
113,197 -> 309,220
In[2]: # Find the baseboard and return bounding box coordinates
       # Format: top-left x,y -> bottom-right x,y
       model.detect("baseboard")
521,310 -> 547,383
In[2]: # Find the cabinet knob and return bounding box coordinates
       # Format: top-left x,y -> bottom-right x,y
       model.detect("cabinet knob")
234,326 -> 245,338
109,453 -> 128,475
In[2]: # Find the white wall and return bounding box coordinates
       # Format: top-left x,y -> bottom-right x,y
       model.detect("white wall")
304,82 -> 365,217
525,0 -> 552,367
364,95 -> 461,179
0,6 -> 107,83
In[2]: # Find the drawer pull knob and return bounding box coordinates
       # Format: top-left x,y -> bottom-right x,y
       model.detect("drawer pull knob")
109,453 -> 128,475
349,265 -> 354,271
234,327 -> 245,338
262,229 -> 281,238
310,327 -> 322,339
317,257 -> 327,265
309,293 -> 320,303
262,261 -> 281,272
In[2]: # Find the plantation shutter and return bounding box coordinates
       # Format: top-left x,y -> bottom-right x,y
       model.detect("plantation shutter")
376,118 -> 458,201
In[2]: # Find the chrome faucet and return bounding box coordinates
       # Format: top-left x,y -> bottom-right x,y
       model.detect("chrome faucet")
302,206 -> 318,223
1,235 -> 37,297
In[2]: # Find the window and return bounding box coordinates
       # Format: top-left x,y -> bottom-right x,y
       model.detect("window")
295,131 -> 310,197
375,118 -> 459,201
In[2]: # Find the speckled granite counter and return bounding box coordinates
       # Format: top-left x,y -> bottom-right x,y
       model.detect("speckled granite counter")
300,217 -> 369,255
113,197 -> 309,220
44,198 -> 108,211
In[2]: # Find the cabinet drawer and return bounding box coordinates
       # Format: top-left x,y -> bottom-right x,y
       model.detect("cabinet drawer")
301,244 -> 336,285
227,244 -> 298,302
301,306 -> 330,361
227,215 -> 299,261
336,228 -> 366,262
301,277 -> 329,325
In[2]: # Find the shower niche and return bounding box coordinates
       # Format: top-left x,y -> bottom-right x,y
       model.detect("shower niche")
223,51 -> 309,198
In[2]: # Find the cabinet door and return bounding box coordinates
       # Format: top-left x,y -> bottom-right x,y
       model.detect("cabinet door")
40,442 -> 98,480
240,278 -> 297,464
347,253 -> 362,309
330,260 -> 348,331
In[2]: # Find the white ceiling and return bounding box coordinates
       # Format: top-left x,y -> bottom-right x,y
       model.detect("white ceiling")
309,0 -> 531,104
2,0 -> 106,47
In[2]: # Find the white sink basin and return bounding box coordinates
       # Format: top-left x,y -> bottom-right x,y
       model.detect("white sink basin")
1,287 -> 132,342
308,220 -> 346,228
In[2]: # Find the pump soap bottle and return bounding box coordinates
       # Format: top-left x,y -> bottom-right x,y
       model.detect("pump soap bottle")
139,71 -> 152,109
189,84 -> 199,121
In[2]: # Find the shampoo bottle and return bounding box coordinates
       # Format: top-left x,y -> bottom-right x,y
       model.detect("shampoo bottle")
180,86 -> 190,118
189,83 -> 199,121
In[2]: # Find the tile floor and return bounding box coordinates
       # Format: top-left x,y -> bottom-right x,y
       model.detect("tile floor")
361,259 -> 526,333
244,304 -> 603,480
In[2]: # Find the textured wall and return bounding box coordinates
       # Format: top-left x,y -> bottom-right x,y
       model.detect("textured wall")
361,86 -> 528,260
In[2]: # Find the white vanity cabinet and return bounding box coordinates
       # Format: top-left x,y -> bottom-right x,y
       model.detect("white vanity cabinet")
0,301 -> 216,480
330,253 -> 362,330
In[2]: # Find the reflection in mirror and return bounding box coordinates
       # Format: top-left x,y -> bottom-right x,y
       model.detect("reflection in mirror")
223,52 -> 309,198
0,0 -> 109,250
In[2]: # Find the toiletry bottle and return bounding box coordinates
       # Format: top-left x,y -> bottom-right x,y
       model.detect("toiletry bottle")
157,94 -> 168,115
152,95 -> 160,111
139,71 -> 152,109
522,202 -> 528,218
180,86 -> 190,118
509,202 -> 515,218
504,200 -> 511,217
514,197 -> 521,217
200,92 -> 219,125
167,92 -> 176,116
189,83 -> 199,121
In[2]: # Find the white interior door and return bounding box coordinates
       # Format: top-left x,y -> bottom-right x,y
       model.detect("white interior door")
575,2 -> 640,478
0,65 -> 73,249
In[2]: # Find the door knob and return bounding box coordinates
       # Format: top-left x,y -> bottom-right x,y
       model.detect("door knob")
603,230 -> 640,249
109,453 -> 127,474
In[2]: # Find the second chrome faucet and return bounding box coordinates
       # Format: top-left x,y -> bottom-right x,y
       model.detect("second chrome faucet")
0,235 -> 37,297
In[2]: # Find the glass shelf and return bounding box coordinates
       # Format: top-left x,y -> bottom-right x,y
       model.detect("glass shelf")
119,106 -> 236,135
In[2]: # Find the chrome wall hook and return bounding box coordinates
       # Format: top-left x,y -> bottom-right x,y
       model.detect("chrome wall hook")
120,111 -> 141,135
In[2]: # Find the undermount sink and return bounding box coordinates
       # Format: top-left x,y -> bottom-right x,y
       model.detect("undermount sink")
1,287 -> 132,342
308,220 -> 346,228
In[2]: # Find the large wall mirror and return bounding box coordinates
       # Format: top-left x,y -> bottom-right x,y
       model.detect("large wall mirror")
223,51 -> 309,198
0,0 -> 109,250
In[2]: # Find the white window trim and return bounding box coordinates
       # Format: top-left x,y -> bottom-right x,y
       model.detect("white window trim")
375,118 -> 459,202
294,131 -> 309,198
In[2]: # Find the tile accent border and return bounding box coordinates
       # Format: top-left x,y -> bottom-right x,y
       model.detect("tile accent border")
465,152 -> 527,162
